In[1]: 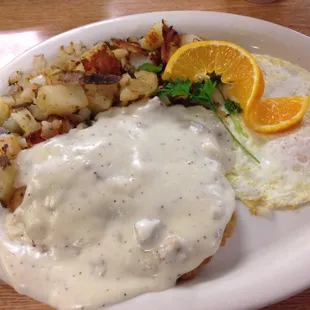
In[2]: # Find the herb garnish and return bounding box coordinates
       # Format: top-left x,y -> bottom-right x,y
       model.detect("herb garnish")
222,94 -> 249,138
138,63 -> 163,73
155,78 -> 192,96
155,78 -> 259,163
224,99 -> 243,114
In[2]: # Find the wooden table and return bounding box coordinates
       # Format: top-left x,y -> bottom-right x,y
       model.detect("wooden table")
0,0 -> 309,309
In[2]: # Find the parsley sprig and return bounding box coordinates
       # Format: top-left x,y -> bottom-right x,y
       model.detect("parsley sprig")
224,98 -> 243,114
222,93 -> 249,138
155,78 -> 259,163
155,78 -> 192,96
138,63 -> 163,73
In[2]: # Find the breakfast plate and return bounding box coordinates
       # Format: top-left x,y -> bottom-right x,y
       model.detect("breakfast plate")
0,11 -> 310,310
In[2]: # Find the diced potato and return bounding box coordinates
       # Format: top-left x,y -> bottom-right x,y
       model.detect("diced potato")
2,117 -> 22,134
1,96 -> 15,107
36,84 -> 88,116
11,108 -> 41,134
18,137 -> 28,149
0,133 -> 22,159
139,23 -> 163,51
112,48 -> 129,68
84,84 -> 118,114
134,70 -> 158,87
28,105 -> 48,121
180,33 -> 202,46
29,74 -> 47,86
17,76 -> 33,90
129,54 -> 151,69
78,107 -> 91,120
119,73 -> 131,88
62,41 -> 85,55
7,84 -> 21,96
0,164 -> 17,204
120,87 -> 138,104
53,42 -> 86,71
20,88 -> 35,102
0,99 -> 10,126
41,117 -> 72,140
9,71 -> 22,84
33,54 -> 48,72
75,63 -> 85,72
67,114 -> 84,126
120,71 -> 158,105
112,48 -> 129,60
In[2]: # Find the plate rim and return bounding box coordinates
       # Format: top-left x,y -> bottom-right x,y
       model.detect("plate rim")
1,10 -> 310,73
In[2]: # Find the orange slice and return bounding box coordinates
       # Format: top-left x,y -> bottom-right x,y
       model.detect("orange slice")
162,40 -> 265,111
245,96 -> 310,133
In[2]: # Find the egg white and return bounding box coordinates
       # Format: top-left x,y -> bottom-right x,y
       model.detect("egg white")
227,55 -> 310,214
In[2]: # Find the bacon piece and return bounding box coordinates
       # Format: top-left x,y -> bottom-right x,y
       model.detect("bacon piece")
24,129 -> 45,146
111,38 -> 144,54
11,102 -> 33,110
0,154 -> 10,169
25,115 -> 73,146
81,43 -> 122,76
41,116 -> 72,140
160,20 -> 181,64
149,50 -> 162,66
58,71 -> 120,85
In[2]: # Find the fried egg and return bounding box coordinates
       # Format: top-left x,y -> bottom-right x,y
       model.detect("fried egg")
227,55 -> 310,215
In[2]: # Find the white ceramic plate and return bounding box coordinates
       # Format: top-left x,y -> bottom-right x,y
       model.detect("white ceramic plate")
1,11 -> 310,310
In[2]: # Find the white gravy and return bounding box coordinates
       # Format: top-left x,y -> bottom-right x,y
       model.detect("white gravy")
0,97 -> 235,309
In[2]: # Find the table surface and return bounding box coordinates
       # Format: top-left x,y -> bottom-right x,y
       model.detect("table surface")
0,0 -> 309,309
